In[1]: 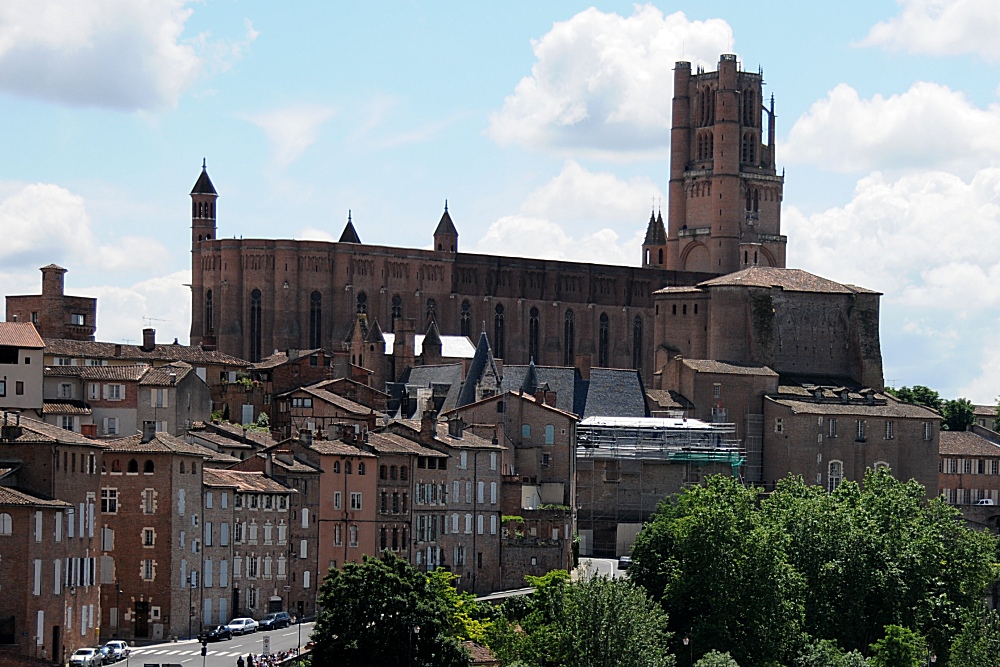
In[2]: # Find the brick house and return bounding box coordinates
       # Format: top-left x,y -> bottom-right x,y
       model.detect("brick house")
273,386 -> 381,439
229,448 -> 322,620
0,415 -> 105,663
43,365 -> 145,437
762,385 -> 940,497
96,426 -> 206,642
136,362 -> 212,438
5,265 -> 96,342
389,413 -> 505,594
938,426 -> 1000,506
363,431 -> 448,569
202,469 -> 296,621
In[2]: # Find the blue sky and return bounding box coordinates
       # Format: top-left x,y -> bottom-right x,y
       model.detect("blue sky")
2,0 -> 1000,403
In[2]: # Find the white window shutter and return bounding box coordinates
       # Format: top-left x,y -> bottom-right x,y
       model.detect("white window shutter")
150,389 -> 156,408
102,384 -> 109,399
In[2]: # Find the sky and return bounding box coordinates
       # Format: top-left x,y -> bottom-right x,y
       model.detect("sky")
2,0 -> 1000,402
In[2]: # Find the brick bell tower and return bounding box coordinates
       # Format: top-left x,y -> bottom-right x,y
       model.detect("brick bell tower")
656,54 -> 785,274
190,159 -> 218,349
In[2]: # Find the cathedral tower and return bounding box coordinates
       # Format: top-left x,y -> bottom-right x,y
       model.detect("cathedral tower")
190,160 -> 218,349
664,55 -> 785,274
433,200 -> 458,253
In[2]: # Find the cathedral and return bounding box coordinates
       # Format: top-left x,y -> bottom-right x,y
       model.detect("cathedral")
189,55 -> 788,382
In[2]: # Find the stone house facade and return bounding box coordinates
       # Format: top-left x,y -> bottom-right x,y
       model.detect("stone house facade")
938,426 -> 1000,506
0,322 -> 44,413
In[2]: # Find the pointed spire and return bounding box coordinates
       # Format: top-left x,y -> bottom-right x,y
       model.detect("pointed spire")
191,159 -> 217,195
643,207 -> 666,245
423,319 -> 442,348
520,357 -> 539,395
434,200 -> 458,237
339,211 -> 362,244
457,330 -> 500,407
365,318 -> 385,344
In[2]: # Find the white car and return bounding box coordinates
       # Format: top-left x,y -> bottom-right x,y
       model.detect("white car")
69,648 -> 101,667
103,640 -> 130,662
227,617 -> 259,635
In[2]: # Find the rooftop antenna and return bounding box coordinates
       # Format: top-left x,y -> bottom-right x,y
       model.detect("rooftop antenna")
143,316 -> 168,326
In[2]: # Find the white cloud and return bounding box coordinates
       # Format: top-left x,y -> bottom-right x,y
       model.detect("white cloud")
246,105 -> 337,167
960,342 -> 1000,404
860,0 -> 1000,61
474,162 -> 655,265
487,5 -> 733,156
783,82 -> 1000,174
0,182 -> 170,273
296,227 -> 337,242
87,270 -> 192,345
0,0 -> 210,110
786,168 -> 1000,310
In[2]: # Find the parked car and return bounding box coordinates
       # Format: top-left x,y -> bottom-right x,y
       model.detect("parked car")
103,640 -> 129,662
201,625 -> 234,642
617,555 -> 632,570
96,645 -> 114,664
976,498 -> 996,506
260,611 -> 292,630
69,648 -> 102,667
227,617 -> 259,635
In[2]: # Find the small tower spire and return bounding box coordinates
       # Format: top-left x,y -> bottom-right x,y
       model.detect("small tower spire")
434,200 -> 459,253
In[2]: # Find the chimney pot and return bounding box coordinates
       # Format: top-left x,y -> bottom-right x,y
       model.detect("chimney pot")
142,328 -> 155,351
141,421 -> 156,443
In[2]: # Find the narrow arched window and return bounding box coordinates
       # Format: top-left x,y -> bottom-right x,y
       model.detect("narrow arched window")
205,289 -> 214,334
111,459 -> 122,473
742,133 -> 750,163
658,248 -> 664,264
249,288 -> 262,363
753,188 -> 759,212
828,461 -> 844,492
528,307 -> 539,362
0,513 -> 11,535
563,309 -> 575,366
494,303 -> 505,360
461,300 -> 471,338
426,298 -> 437,323
144,460 -> 155,474
391,295 -> 402,331
356,292 -> 367,315
309,291 -> 322,349
632,316 -> 643,371
128,459 -> 138,473
345,461 -> 352,475
358,462 -> 365,475
598,313 -> 609,367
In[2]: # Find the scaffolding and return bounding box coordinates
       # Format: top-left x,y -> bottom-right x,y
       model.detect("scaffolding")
576,416 -> 743,557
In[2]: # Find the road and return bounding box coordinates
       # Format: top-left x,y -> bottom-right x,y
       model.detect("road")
121,622 -> 313,667
577,557 -> 629,580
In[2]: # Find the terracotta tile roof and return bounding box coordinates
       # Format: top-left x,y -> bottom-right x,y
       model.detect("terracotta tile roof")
5,415 -> 102,446
392,421 -> 504,450
203,468 -> 297,493
206,421 -> 277,447
0,486 -> 72,508
765,394 -> 940,418
646,389 -> 695,411
0,322 -> 45,348
652,286 -> 705,295
43,338 -> 250,366
269,454 -> 322,474
296,387 -> 379,416
252,349 -> 324,370
45,365 -> 150,381
695,267 -> 878,295
307,439 -> 377,457
139,362 -> 194,386
681,359 -> 778,376
189,430 -> 256,450
102,431 -> 237,464
461,642 -> 498,665
940,431 -> 1000,456
42,400 -> 92,415
974,405 -> 995,417
367,431 -> 447,457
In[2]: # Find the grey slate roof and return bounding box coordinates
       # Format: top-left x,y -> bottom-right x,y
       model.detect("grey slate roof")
191,165 -> 218,195
642,210 -> 666,245
456,331 -> 500,408
582,368 -> 649,419
434,203 -> 458,237
501,365 -> 579,414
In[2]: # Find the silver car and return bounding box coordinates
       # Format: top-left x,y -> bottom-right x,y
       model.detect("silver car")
69,648 -> 101,667
227,617 -> 258,635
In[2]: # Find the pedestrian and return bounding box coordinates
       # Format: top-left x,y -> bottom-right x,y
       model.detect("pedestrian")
247,654 -> 255,667
237,656 -> 245,667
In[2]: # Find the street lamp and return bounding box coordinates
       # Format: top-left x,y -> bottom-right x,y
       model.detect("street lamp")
683,634 -> 692,667
115,581 -> 123,638
409,624 -> 421,667
188,573 -> 197,641
927,651 -> 937,667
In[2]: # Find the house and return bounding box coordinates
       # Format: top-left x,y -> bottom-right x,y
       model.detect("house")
5,265 -> 96,342
0,322 -> 44,412
136,362 -> 213,438
273,385 -> 382,439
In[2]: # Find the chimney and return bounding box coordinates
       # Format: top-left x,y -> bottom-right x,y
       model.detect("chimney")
276,449 -> 295,465
299,428 -> 313,446
575,353 -> 591,380
142,328 -> 156,351
0,411 -> 22,442
80,423 -> 97,438
343,426 -> 355,444
265,452 -> 274,477
447,414 -> 464,438
114,344 -> 122,358
169,372 -> 177,386
420,399 -> 437,443
141,421 -> 156,443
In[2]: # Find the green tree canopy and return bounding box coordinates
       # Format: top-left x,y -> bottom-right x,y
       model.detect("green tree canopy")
310,553 -> 468,667
867,625 -> 926,667
485,570 -> 675,667
694,651 -> 740,667
950,607 -> 1000,667
629,471 -> 999,667
886,386 -> 941,410
942,398 -> 975,431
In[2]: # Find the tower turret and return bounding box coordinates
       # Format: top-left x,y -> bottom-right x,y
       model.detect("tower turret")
641,209 -> 667,267
433,200 -> 458,253
190,158 -> 218,247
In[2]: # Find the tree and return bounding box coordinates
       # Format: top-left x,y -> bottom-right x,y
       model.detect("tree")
942,398 -> 975,431
629,476 -> 805,667
310,553 -> 467,667
886,386 -> 941,411
950,607 -> 1000,667
795,639 -> 867,667
694,651 -> 740,667
485,571 -> 675,667
867,626 -> 925,667
427,568 -> 492,643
